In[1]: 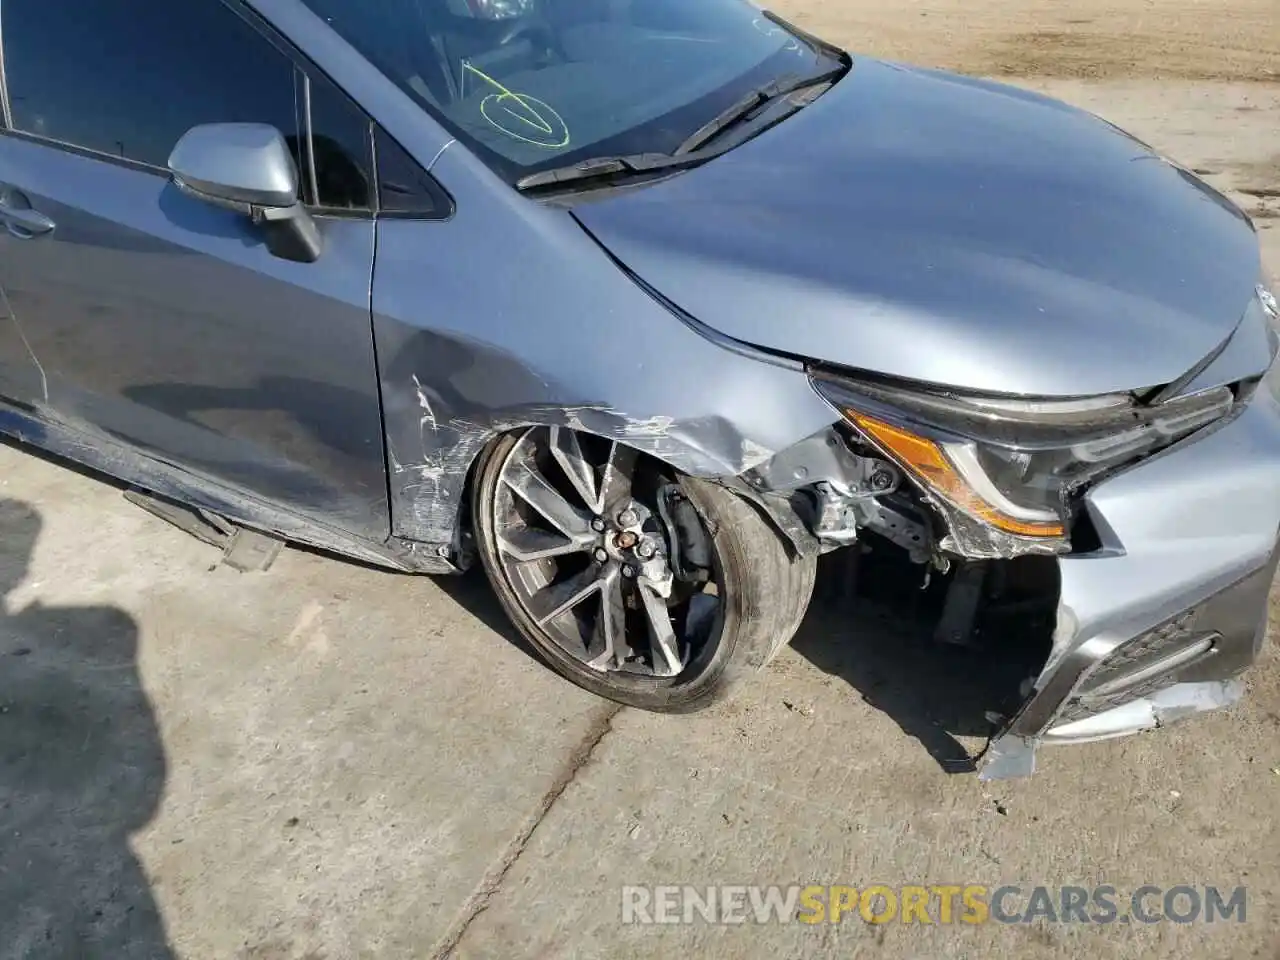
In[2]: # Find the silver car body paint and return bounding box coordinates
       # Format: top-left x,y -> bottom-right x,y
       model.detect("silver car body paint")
983,371 -> 1280,777
257,0 -> 1280,775
373,137 -> 839,545
572,60 -> 1264,397
167,123 -> 301,208
254,0 -> 839,548
0,0 -> 1268,777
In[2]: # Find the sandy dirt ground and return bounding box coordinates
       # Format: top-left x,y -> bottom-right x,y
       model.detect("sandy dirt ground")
1,3 -> 1278,959
777,0 -> 1280,83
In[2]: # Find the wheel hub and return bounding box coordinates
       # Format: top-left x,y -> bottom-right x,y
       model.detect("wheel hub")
593,500 -> 672,597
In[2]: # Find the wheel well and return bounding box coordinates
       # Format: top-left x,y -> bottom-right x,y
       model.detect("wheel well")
448,429 -> 511,569
393,419 -> 811,567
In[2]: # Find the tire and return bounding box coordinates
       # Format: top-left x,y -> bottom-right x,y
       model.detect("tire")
472,427 -> 817,712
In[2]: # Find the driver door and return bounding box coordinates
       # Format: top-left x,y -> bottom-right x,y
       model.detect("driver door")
0,290 -> 43,407
0,0 -> 390,542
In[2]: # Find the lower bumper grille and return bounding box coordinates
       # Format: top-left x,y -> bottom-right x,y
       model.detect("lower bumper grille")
1056,610 -> 1215,725
1052,548 -> 1278,728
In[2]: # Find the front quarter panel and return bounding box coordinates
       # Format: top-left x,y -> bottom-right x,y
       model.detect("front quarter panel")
371,145 -> 838,550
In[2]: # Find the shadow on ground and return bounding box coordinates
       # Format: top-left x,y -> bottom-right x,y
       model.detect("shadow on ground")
439,545 -> 1050,776
435,566 -> 539,659
0,498 -> 172,959
790,550 -> 1047,774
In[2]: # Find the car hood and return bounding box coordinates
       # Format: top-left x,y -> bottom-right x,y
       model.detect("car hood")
572,59 -> 1262,397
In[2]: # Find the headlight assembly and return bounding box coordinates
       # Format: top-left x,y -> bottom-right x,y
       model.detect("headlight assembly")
811,372 -> 1235,547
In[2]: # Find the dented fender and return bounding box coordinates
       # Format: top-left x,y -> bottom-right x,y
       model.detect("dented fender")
380,389 -> 827,553
369,146 -> 840,554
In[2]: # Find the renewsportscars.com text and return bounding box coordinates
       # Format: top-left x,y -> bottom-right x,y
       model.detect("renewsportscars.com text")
621,884 -> 1247,926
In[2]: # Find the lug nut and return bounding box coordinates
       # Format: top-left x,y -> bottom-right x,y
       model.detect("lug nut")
590,516 -> 606,533
621,564 -> 637,579
635,540 -> 656,560
593,547 -> 609,563
617,508 -> 639,527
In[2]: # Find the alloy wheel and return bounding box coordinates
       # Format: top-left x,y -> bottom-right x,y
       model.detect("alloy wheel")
490,426 -> 720,678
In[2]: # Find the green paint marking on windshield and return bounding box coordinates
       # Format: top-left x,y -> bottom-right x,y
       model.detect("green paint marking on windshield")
463,62 -> 570,149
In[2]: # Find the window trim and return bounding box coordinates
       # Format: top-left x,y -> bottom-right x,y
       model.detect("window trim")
301,70 -> 321,206
300,70 -> 385,219
371,125 -> 455,222
0,3 -> 12,129
0,0 -> 395,218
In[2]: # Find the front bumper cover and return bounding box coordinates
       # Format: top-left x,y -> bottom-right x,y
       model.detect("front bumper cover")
981,383 -> 1280,779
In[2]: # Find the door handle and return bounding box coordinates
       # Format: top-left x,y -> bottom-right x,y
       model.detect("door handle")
0,206 -> 55,237
0,189 -> 55,239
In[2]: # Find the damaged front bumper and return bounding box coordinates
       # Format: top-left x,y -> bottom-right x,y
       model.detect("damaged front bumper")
981,384 -> 1280,779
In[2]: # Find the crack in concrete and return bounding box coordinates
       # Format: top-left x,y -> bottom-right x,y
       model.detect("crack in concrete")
431,701 -> 623,959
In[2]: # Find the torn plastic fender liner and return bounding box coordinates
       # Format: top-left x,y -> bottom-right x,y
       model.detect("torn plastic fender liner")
714,476 -> 822,560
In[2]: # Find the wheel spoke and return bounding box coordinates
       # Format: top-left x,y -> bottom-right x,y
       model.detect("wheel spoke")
494,427 -> 704,680
530,565 -> 602,626
638,581 -> 682,677
599,441 -> 637,509
504,460 -> 594,540
497,524 -> 592,562
586,570 -> 629,672
549,426 -> 601,513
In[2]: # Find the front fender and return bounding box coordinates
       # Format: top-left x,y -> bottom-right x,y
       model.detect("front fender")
371,145 -> 838,555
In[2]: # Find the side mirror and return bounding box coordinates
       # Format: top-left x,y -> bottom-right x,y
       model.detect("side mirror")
168,123 -> 322,263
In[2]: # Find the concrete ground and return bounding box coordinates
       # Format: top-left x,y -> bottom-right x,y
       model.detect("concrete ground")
2,3 -> 1279,959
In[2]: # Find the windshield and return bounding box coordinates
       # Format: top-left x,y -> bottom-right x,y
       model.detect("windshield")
301,0 -> 840,182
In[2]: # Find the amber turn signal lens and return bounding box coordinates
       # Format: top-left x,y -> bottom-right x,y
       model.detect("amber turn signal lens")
847,412 -> 1066,538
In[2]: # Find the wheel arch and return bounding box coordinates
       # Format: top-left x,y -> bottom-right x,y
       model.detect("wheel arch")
467,422 -> 819,708
386,406 -> 828,564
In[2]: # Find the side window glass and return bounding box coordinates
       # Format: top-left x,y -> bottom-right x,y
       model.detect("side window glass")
4,0 -> 298,171
375,128 -> 451,218
305,73 -> 374,211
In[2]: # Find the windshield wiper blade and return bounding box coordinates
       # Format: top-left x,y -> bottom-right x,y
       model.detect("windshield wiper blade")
515,52 -> 849,195
673,65 -> 846,156
760,9 -> 849,62
673,87 -> 775,158
514,152 -> 700,192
